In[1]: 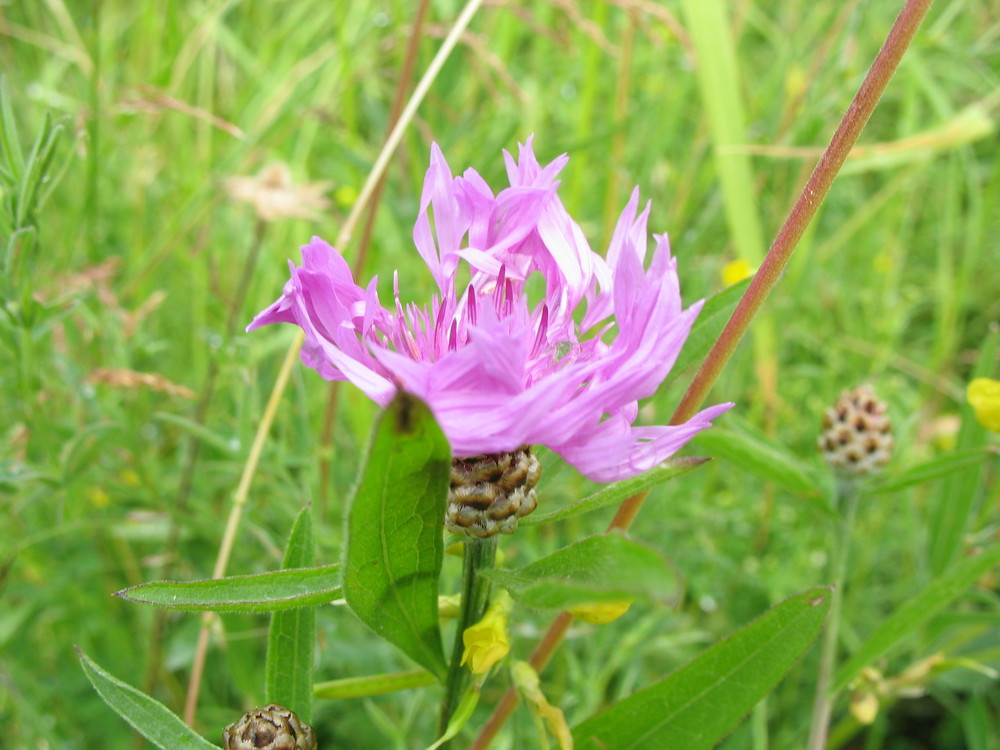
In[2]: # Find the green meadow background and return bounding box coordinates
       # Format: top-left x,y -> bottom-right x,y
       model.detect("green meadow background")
2,1 -> 998,748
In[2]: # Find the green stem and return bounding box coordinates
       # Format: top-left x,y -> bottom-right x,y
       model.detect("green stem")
440,535 -> 498,735
807,480 -> 860,750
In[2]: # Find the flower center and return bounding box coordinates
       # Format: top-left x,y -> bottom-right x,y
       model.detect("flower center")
445,448 -> 541,537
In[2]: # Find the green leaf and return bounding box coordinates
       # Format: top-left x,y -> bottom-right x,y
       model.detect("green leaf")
78,649 -> 219,749
481,532 -> 679,610
267,506 -> 316,722
573,587 -> 831,750
314,669 -> 437,699
343,393 -> 450,682
115,564 -> 341,612
665,280 -> 749,387
0,76 -> 25,182
833,543 -> 1000,694
153,412 -> 238,454
869,448 -> 995,495
522,457 -> 707,526
693,424 -> 823,497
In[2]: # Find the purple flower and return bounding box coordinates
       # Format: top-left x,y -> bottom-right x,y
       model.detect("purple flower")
248,140 -> 731,482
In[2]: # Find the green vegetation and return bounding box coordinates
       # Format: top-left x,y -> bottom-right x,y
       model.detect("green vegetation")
2,1 -> 998,748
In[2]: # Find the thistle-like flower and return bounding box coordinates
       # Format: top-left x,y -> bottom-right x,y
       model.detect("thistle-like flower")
222,703 -> 316,750
819,385 -> 893,477
249,140 -> 731,504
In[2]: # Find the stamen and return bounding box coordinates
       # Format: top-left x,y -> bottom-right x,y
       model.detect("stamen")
466,284 -> 478,327
494,264 -> 507,312
531,305 -> 549,359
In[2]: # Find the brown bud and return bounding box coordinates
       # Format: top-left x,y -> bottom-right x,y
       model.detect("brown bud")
818,385 -> 893,477
446,448 -> 540,537
223,704 -> 317,750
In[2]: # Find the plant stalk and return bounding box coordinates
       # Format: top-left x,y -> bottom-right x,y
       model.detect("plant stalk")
807,481 -> 860,750
440,536 -> 497,736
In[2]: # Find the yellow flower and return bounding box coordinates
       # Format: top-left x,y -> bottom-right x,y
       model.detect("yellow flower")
721,259 -> 755,287
461,591 -> 512,674
967,377 -> 1000,433
511,661 -> 573,750
568,600 -> 632,624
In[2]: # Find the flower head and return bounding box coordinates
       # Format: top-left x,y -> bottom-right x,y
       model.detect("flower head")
249,140 -> 731,482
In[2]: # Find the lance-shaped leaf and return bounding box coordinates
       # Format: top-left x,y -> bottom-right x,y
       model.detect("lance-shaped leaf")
573,587 -> 831,750
869,448 -> 994,495
343,393 -> 450,682
115,564 -> 341,612
833,543 -> 1000,694
78,649 -> 219,749
693,424 -> 822,498
522,457 -> 707,526
266,506 -> 316,722
481,533 -> 679,610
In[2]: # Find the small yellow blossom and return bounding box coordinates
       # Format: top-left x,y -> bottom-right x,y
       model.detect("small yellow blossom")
967,377 -> 1000,433
461,591 -> 512,674
850,689 -> 880,725
86,486 -> 111,509
721,259 -> 755,287
512,661 -> 573,750
568,600 -> 632,624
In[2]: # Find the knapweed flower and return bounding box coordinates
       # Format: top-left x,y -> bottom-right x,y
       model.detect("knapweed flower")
249,140 -> 731,489
967,377 -> 1000,433
223,703 -> 316,750
819,385 -> 893,477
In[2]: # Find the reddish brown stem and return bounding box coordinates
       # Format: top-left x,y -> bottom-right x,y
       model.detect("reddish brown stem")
317,0 -> 432,519
470,1 -> 933,746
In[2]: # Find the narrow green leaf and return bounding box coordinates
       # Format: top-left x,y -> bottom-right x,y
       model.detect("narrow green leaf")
343,393 -> 450,682
0,76 -> 25,181
665,279 -> 749,386
693,426 -> 822,497
78,649 -> 219,749
869,448 -> 995,495
426,686 -> 480,750
573,588 -> 832,750
314,670 -> 437,699
522,457 -> 707,526
16,114 -> 63,229
115,564 -> 341,612
153,412 -> 238,454
267,506 -> 316,722
481,532 -> 679,610
833,544 -> 1000,694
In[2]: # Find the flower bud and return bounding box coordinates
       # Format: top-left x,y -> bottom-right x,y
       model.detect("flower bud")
223,704 -> 317,750
568,600 -> 632,624
818,385 -> 892,477
446,448 -> 540,538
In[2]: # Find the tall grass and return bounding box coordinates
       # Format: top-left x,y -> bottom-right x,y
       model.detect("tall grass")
1,1 -> 997,747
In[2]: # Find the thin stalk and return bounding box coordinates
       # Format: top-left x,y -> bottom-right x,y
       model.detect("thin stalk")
180,0 -> 486,725
183,324 -> 300,725
318,0 -> 432,519
470,1 -> 933,746
807,481 -> 860,750
440,536 -> 498,736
